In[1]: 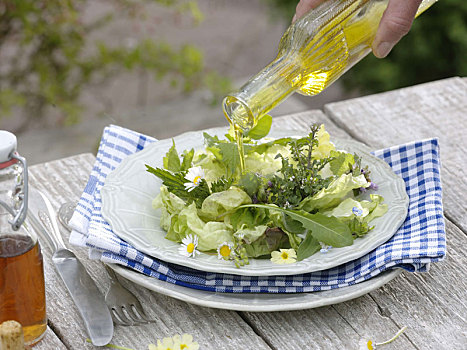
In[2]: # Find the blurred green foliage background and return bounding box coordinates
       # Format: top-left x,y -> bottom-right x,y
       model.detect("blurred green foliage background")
1,0 -> 465,132
0,0 -> 230,130
265,0 -> 467,94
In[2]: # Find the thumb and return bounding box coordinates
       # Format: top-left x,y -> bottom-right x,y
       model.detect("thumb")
372,0 -> 422,58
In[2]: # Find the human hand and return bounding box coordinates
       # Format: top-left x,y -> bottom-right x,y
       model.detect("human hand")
293,0 -> 422,58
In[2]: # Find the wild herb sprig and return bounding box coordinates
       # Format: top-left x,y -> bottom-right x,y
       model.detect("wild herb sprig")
267,124 -> 334,208
145,165 -> 210,208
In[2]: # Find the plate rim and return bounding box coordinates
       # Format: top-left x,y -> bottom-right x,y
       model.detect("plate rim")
109,263 -> 403,312
101,127 -> 409,276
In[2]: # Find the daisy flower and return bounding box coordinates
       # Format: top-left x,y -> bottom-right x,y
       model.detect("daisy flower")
178,234 -> 199,258
217,242 -> 234,260
184,166 -> 205,192
358,326 -> 408,349
270,248 -> 297,264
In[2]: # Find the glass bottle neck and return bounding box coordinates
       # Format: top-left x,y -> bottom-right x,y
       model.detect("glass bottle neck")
223,54 -> 297,132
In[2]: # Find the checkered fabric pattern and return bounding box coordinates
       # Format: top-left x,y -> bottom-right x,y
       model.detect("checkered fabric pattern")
69,125 -> 446,293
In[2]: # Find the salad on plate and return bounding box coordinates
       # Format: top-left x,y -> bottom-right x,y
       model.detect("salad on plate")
146,118 -> 388,268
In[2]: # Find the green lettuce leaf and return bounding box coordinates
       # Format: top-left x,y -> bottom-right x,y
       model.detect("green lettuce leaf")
298,174 -> 369,211
170,202 -> 233,251
200,187 -> 251,220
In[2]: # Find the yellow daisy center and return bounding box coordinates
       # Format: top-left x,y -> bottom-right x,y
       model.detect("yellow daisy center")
187,243 -> 195,253
367,340 -> 374,350
181,345 -> 187,349
193,175 -> 202,185
281,251 -> 289,260
220,245 -> 231,258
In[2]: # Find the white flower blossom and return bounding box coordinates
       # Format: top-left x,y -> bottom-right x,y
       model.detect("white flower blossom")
178,234 -> 199,258
184,166 -> 205,192
217,242 -> 234,260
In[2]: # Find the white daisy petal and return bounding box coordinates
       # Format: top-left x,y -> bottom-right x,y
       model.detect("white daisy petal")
179,234 -> 199,258
184,167 -> 205,191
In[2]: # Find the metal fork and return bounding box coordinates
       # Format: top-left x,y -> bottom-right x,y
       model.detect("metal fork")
58,201 -> 153,326
103,264 -> 153,326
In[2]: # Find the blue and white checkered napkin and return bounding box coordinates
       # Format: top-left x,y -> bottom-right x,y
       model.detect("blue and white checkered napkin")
69,125 -> 446,293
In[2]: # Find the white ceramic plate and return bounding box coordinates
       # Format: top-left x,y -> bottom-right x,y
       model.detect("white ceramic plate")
101,127 -> 409,276
109,263 -> 402,312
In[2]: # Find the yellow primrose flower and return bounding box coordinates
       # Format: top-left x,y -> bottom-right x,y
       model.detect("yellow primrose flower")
153,336 -> 177,350
270,248 -> 297,264
217,242 -> 234,260
184,166 -> 205,192
178,234 -> 200,258
172,334 -> 199,350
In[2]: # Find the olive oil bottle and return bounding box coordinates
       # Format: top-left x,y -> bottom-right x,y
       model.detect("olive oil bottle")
223,0 -> 437,133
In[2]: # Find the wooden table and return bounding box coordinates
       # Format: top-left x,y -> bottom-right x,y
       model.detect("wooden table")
30,77 -> 466,349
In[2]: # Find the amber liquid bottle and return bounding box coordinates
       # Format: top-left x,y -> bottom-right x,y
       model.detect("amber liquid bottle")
0,229 -> 47,345
223,0 -> 437,132
0,130 -> 47,346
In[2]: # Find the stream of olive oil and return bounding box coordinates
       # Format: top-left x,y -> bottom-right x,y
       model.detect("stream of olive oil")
234,127 -> 246,174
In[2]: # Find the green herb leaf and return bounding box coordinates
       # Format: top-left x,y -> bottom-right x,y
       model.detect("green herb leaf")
204,132 -> 240,176
239,204 -> 353,247
210,176 -> 234,193
146,165 -> 186,192
145,164 -> 210,208
163,140 -> 181,172
246,114 -> 272,140
237,172 -> 261,197
217,142 -> 240,176
249,137 -> 292,155
297,232 -> 321,261
181,148 -> 194,171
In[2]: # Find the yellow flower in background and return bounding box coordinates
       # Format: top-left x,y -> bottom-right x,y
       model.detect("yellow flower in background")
172,334 -> 199,350
179,234 -> 200,258
184,166 -> 205,192
151,336 -> 176,350
217,242 -> 234,260
148,334 -> 199,350
270,248 -> 297,264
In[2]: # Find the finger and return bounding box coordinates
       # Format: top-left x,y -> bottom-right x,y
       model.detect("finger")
372,0 -> 422,58
293,0 -> 326,23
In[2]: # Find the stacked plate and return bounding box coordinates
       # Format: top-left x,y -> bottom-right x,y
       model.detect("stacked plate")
95,127 -> 417,311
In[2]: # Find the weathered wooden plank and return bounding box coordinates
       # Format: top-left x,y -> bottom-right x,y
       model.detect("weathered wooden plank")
362,219 -> 467,349
271,109 -> 352,140
33,326 -> 67,350
324,77 -> 467,232
29,154 -> 272,350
